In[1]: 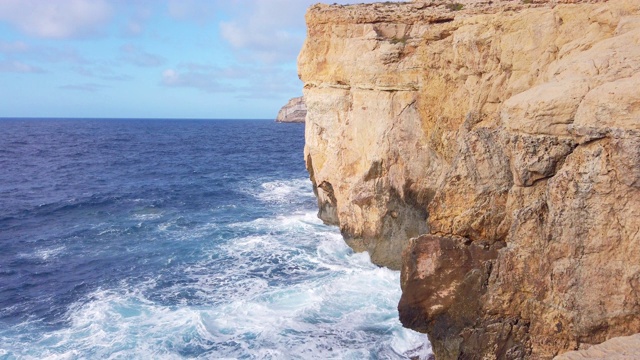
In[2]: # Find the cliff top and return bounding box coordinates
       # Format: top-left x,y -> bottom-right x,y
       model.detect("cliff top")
308,0 -> 609,24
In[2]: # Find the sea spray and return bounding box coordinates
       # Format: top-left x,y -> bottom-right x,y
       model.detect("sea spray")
0,119 -> 431,359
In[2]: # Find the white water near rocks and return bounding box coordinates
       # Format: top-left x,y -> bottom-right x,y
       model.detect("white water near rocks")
2,178 -> 431,359
0,120 -> 431,359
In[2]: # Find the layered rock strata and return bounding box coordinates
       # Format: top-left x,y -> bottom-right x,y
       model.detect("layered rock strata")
299,0 -> 640,358
275,96 -> 307,123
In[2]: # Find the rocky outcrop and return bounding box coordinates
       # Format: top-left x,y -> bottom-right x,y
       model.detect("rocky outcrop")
276,96 -> 306,123
299,0 -> 640,358
553,334 -> 640,359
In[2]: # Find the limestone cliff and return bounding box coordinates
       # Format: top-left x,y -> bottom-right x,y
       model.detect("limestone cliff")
275,96 -> 307,123
299,0 -> 640,358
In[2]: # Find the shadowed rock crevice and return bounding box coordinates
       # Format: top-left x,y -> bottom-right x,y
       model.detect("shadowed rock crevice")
316,181 -> 339,226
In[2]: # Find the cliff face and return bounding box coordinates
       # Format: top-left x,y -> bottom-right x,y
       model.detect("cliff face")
554,334 -> 640,359
298,0 -> 640,358
276,96 -> 307,123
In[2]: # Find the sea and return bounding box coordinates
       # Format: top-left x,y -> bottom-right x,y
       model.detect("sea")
0,119 -> 431,359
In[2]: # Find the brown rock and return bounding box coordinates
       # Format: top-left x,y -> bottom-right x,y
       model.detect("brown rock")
399,235 -> 511,358
299,0 -> 640,358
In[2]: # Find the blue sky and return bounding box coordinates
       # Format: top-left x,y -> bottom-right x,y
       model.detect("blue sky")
0,0 -> 393,119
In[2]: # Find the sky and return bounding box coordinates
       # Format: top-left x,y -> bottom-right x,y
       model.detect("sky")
0,0 -> 398,119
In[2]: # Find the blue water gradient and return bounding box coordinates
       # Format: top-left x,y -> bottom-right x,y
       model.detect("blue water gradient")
0,119 -> 431,359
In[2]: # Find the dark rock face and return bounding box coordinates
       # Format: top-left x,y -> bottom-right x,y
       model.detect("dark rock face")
398,235 -> 530,359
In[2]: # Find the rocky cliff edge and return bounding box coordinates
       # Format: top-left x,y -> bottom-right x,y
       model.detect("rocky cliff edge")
299,0 -> 640,358
276,96 -> 307,123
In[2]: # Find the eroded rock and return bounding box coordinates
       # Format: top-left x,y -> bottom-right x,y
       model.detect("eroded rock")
554,333 -> 640,359
299,0 -> 640,358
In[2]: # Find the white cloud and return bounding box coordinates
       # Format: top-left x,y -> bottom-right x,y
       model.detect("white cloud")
218,0 -> 405,64
117,2 -> 154,37
59,82 -> 107,92
124,21 -> 144,36
160,62 -> 300,99
161,67 -> 234,93
0,60 -> 44,73
120,44 -> 165,67
167,0 -> 217,24
73,62 -> 132,81
0,0 -> 113,39
0,40 -> 29,53
0,40 -> 88,68
219,0 -> 314,63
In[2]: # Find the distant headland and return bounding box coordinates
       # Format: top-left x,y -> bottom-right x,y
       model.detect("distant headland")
275,96 -> 306,123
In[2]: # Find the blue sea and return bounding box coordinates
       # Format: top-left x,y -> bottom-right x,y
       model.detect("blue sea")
0,119 -> 431,359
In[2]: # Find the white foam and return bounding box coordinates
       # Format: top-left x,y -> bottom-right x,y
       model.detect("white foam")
2,180 -> 432,359
188,210 -> 431,358
131,212 -> 163,221
4,288 -> 206,359
17,245 -> 67,261
155,216 -> 219,242
246,178 -> 316,205
97,227 -> 120,236
34,245 -> 66,260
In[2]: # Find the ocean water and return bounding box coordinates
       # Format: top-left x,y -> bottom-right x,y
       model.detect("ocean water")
0,119 -> 431,359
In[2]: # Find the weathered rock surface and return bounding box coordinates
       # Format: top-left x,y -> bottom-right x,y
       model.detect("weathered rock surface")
554,334 -> 640,359
275,96 -> 306,123
299,0 -> 640,358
